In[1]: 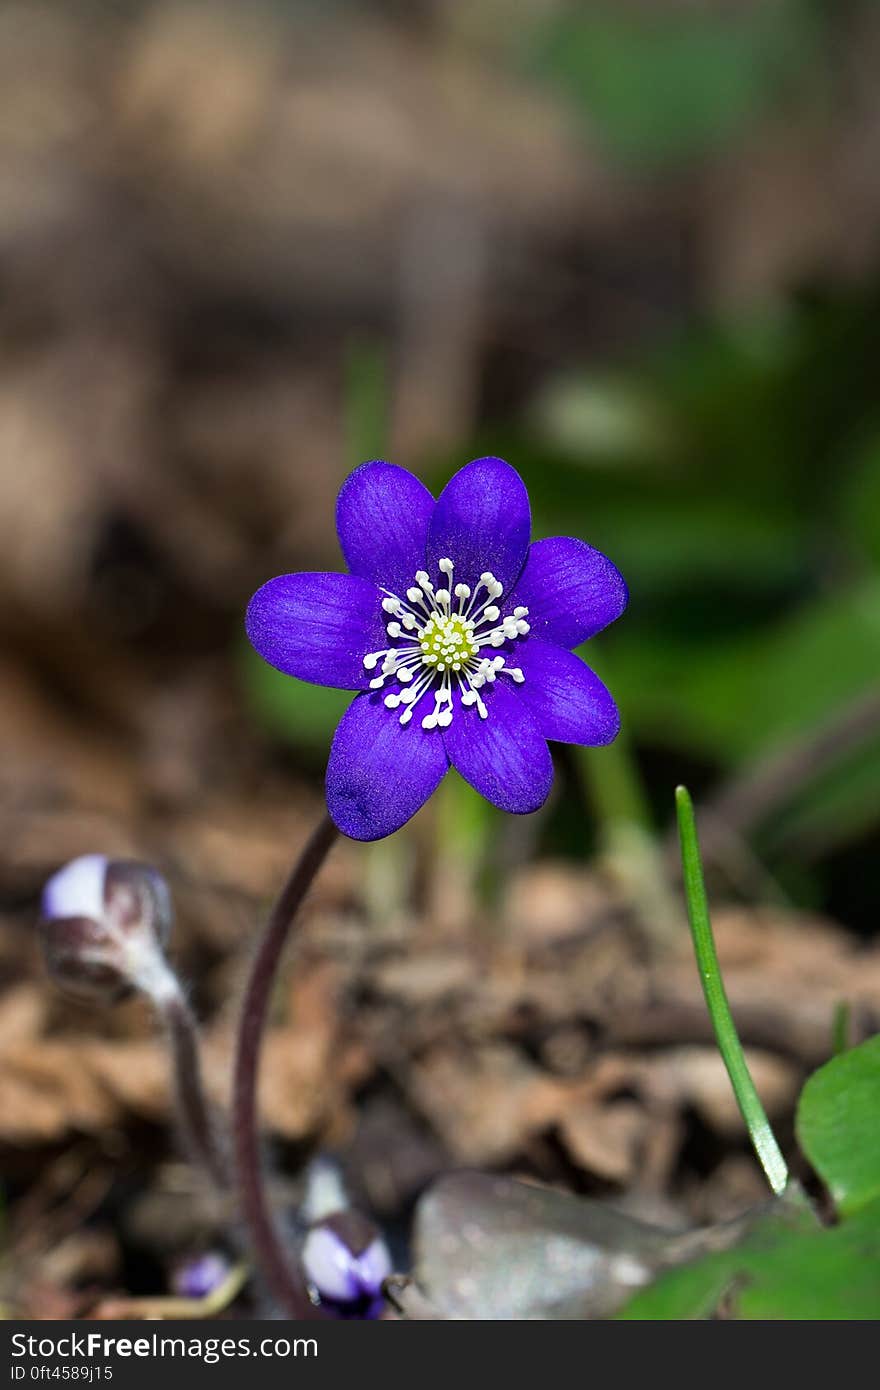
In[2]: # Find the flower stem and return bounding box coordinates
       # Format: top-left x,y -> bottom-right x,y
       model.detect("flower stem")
344,336 -> 388,471
155,981 -> 230,1192
675,785 -> 790,1198
232,813 -> 339,1317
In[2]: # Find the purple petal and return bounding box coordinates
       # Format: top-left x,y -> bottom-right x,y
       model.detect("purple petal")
302,1226 -> 361,1302
246,572 -> 388,690
336,460 -> 435,597
426,457 -> 531,594
352,1236 -> 393,1297
41,854 -> 107,922
303,1225 -> 392,1304
514,639 -> 620,746
172,1253 -> 231,1300
442,681 -> 553,814
506,537 -> 628,649
326,692 -> 449,840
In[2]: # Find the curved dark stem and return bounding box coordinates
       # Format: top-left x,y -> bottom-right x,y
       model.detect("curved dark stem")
233,813 -> 339,1317
159,987 -> 230,1192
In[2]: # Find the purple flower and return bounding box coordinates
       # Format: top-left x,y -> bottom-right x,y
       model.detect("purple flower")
171,1251 -> 231,1300
39,854 -> 173,1002
246,457 -> 627,841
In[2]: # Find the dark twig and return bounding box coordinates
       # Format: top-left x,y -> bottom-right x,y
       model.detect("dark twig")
157,986 -> 229,1192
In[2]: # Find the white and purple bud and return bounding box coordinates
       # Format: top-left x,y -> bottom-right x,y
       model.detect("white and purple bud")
171,1251 -> 231,1300
39,853 -> 174,1004
303,1210 -> 392,1319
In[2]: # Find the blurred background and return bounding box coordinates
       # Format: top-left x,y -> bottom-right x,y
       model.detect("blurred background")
3,0 -> 880,1317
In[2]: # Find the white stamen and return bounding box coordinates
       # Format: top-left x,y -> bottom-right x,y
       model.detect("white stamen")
363,559 -> 529,732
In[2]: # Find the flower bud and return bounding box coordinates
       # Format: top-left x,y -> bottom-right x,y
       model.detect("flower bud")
39,853 -> 174,1004
302,1210 -> 392,1319
171,1251 -> 231,1300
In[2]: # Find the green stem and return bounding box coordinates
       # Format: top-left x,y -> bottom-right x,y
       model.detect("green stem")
831,1000 -> 851,1057
576,647 -> 652,835
344,337 -> 388,471
579,724 -> 652,834
675,785 -> 790,1197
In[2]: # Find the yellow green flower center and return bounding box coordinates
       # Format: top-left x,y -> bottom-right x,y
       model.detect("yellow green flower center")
362,560 -> 530,729
419,613 -> 479,670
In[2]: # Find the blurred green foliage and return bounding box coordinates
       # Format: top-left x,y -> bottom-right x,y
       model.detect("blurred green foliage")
241,649 -> 350,763
479,295 -> 880,884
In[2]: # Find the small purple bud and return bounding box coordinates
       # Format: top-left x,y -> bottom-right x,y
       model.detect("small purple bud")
39,854 -> 174,1004
303,1210 -> 392,1319
171,1251 -> 231,1300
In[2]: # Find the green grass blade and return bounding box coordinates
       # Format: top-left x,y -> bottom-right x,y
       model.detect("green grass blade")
675,785 -> 789,1196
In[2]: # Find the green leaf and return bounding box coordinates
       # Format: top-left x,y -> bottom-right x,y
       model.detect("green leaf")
617,1201 -> 815,1320
796,1034 -> 880,1217
626,1027 -> 880,1318
617,1250 -> 745,1320
737,1198 -> 880,1318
